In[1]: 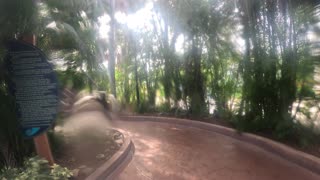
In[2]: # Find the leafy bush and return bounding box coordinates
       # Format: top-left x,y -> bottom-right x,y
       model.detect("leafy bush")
293,124 -> 320,148
0,156 -> 73,180
136,101 -> 156,113
156,103 -> 171,113
0,80 -> 34,169
274,118 -> 295,140
56,70 -> 87,90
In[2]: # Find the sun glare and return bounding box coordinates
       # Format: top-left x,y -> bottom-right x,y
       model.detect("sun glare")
98,2 -> 244,53
175,35 -> 185,54
98,14 -> 110,39
99,3 -> 154,38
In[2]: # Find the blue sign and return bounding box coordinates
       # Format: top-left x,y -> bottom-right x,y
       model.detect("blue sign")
5,40 -> 59,138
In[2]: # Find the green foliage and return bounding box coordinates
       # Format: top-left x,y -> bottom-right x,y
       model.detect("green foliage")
56,70 -> 87,90
274,120 -> 320,148
0,156 -> 73,180
156,103 -> 171,113
274,118 -> 296,140
135,101 -> 156,114
0,0 -> 38,40
295,124 -> 320,148
0,78 -> 33,169
299,86 -> 316,98
50,164 -> 73,180
190,92 -> 207,116
235,0 -> 319,140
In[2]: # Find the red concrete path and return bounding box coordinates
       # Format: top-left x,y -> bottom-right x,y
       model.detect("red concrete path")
114,119 -> 319,180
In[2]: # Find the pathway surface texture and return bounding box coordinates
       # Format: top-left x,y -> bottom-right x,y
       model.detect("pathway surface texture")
67,100 -> 319,180
113,119 -> 320,180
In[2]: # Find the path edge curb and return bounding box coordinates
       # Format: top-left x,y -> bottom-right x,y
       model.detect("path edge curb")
120,115 -> 320,176
85,130 -> 134,180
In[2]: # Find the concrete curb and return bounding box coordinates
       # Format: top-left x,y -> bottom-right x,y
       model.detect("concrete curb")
120,115 -> 320,176
85,131 -> 135,180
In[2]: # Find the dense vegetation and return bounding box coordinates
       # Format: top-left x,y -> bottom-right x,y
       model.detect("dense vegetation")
0,156 -> 72,179
1,0 -> 320,168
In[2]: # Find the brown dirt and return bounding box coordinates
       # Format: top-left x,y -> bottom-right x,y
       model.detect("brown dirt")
53,129 -> 122,179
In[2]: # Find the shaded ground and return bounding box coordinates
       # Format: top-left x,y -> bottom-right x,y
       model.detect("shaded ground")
114,119 -> 320,180
53,127 -> 121,179
53,101 -> 123,179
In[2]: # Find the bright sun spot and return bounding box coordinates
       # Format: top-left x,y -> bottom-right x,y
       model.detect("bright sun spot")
103,61 -> 108,69
307,31 -> 318,42
115,2 -> 154,31
175,35 -> 185,54
99,3 -> 154,38
98,14 -> 110,39
115,12 -> 127,24
98,2 -> 244,54
231,25 -> 245,53
46,21 -> 57,29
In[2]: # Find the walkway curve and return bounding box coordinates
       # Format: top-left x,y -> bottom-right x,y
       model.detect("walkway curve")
114,117 -> 320,180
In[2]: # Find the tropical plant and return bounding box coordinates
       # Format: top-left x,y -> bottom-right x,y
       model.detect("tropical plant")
0,156 -> 73,180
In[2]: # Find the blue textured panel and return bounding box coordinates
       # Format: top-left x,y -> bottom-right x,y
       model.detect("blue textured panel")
5,40 -> 59,138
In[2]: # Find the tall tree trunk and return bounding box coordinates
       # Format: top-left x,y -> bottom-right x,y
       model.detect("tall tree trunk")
279,0 -> 297,120
163,14 -> 171,103
190,37 -> 205,115
238,0 -> 251,118
109,0 -> 116,97
146,55 -> 155,106
134,57 -> 140,107
88,76 -> 93,93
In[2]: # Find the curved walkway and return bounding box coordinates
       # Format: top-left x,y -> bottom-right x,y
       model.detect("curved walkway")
114,119 -> 319,180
